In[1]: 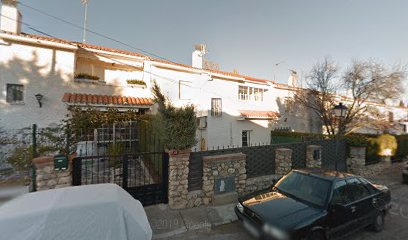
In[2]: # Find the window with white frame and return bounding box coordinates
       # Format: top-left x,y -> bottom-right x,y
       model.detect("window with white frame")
242,130 -> 251,147
211,98 -> 222,117
6,84 -> 24,103
238,86 -> 249,100
238,85 -> 265,101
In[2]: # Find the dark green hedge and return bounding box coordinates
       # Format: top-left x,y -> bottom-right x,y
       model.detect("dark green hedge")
395,134 -> 408,160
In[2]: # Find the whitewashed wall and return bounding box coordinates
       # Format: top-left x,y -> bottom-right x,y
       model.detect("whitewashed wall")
147,63 -> 315,149
0,40 -> 149,129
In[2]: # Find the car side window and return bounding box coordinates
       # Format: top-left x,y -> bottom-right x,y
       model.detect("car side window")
346,178 -> 371,202
332,180 -> 348,205
358,177 -> 378,194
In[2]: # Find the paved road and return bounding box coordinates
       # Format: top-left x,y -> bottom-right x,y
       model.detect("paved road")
173,183 -> 408,240
0,185 -> 29,206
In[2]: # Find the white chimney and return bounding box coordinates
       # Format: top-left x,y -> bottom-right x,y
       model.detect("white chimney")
192,44 -> 207,69
288,69 -> 298,87
1,0 -> 22,34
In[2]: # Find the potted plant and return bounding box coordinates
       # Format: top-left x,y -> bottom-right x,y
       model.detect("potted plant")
126,79 -> 147,88
74,73 -> 104,84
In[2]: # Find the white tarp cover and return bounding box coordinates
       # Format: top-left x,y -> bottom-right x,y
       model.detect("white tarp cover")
0,184 -> 152,240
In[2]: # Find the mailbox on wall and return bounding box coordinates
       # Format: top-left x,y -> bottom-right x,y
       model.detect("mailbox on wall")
54,154 -> 68,170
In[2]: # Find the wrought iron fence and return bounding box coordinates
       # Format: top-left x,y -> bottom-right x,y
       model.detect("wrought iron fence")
188,139 -> 347,191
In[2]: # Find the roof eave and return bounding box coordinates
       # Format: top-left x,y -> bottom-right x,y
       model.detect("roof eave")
0,32 -> 78,51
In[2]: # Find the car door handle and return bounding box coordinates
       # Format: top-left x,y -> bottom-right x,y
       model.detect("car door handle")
351,206 -> 357,213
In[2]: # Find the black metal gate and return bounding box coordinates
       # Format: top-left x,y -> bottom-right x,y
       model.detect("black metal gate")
71,120 -> 169,206
72,152 -> 169,206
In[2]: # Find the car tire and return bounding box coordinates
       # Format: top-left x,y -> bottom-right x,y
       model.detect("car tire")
308,230 -> 325,240
369,211 -> 385,232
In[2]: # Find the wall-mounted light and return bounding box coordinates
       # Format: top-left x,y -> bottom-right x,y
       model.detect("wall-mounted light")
35,93 -> 43,108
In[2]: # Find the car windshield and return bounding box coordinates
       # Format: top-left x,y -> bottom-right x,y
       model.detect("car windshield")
275,171 -> 331,208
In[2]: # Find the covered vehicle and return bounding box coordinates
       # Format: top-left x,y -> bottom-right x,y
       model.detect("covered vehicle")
0,184 -> 152,240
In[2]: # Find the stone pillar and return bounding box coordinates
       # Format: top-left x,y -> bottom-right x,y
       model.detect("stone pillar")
32,156 -> 73,191
167,149 -> 190,210
306,145 -> 322,168
202,153 -> 246,206
380,156 -> 392,168
275,148 -> 292,175
346,146 -> 366,175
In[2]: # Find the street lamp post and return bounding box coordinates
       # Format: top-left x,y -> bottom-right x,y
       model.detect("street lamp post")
333,102 -> 348,171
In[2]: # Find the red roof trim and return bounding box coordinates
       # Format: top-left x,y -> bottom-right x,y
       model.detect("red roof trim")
62,93 -> 153,107
240,110 -> 280,119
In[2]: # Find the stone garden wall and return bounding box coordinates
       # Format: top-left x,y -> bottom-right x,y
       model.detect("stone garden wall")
167,149 -> 190,210
202,153 -> 246,205
275,148 -> 293,175
347,146 -> 392,178
32,156 -> 73,191
306,145 -> 322,168
167,147 -> 297,209
244,175 -> 278,195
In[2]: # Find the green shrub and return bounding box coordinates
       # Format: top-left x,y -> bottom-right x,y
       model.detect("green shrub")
345,134 -> 370,147
270,131 -> 324,139
375,134 -> 397,156
395,134 -> 408,159
6,146 -> 33,171
270,131 -> 326,144
152,81 -> 197,150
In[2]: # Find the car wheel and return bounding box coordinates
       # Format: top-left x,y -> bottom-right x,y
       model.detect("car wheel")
369,211 -> 385,232
308,231 -> 325,240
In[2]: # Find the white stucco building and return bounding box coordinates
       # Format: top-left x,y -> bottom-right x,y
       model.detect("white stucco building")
1,0 -> 407,155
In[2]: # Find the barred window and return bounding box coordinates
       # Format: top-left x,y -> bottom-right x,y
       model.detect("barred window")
6,84 -> 24,103
211,98 -> 222,117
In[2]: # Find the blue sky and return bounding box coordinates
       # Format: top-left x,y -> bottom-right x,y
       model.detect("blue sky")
7,0 -> 408,84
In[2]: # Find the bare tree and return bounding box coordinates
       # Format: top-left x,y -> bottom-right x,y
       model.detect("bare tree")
293,57 -> 339,135
341,60 -> 405,134
293,58 -> 406,135
203,59 -> 220,71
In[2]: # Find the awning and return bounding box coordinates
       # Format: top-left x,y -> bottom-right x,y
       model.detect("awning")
239,110 -> 280,120
62,93 -> 153,108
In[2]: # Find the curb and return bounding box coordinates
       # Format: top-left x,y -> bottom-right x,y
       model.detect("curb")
152,226 -> 187,239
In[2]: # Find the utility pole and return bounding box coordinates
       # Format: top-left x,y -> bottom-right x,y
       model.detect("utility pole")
81,0 -> 89,43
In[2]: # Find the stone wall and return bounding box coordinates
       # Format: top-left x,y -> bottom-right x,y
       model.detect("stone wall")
347,146 -> 392,177
202,153 -> 247,205
167,149 -> 190,210
244,174 -> 279,195
275,148 -> 292,175
306,145 -> 322,168
32,156 -> 73,191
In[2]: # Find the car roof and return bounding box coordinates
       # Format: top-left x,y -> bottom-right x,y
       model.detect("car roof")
293,168 -> 357,181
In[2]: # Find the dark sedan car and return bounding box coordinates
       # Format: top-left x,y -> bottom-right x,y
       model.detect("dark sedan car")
235,169 -> 391,240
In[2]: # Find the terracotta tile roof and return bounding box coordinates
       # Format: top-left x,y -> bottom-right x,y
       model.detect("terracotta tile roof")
62,93 -> 153,107
240,110 -> 280,119
14,32 -> 148,58
206,69 -> 274,84
2,31 -> 274,85
153,58 -> 273,84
